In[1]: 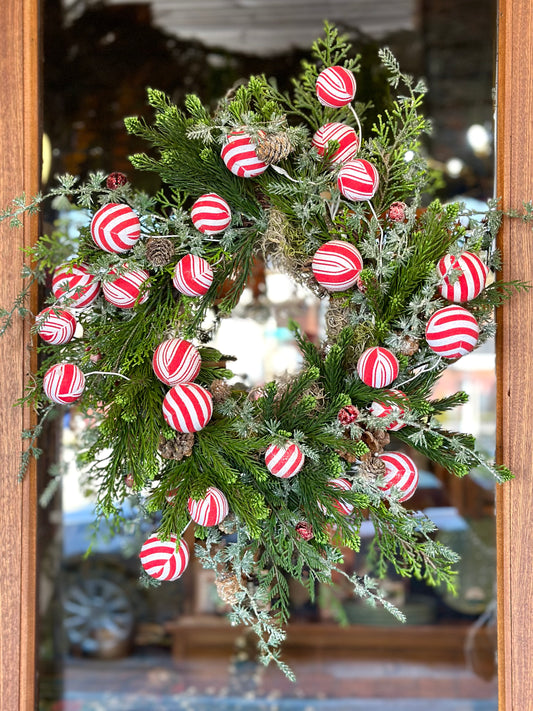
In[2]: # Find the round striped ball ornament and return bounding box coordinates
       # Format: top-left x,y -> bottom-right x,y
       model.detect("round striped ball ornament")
187,486 -> 229,526
357,347 -> 399,388
425,305 -> 480,359
90,203 -> 141,253
163,383 -> 213,433
319,478 -> 354,516
153,338 -> 201,386
221,131 -> 268,178
377,452 -> 419,502
52,263 -> 101,309
102,266 -> 150,308
191,193 -> 232,235
370,389 -> 408,431
140,533 -> 189,581
315,66 -> 356,107
36,307 -> 77,345
312,240 -> 363,292
312,122 -> 359,164
436,252 -> 489,303
265,442 -> 305,479
173,254 -> 214,297
338,159 -> 380,201
43,363 -> 86,404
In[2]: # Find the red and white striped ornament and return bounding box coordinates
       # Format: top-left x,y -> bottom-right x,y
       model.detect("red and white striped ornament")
370,389 -> 408,431
187,486 -> 229,526
311,240 -> 363,292
319,478 -> 354,516
43,363 -> 85,404
102,266 -> 150,308
140,533 -> 189,581
36,307 -> 77,345
425,305 -> 480,359
265,442 -> 305,479
338,159 -> 380,201
153,338 -> 201,386
162,382 -> 213,433
191,193 -> 232,235
90,203 -> 141,253
377,452 -> 419,502
357,347 -> 399,388
52,263 -> 101,309
436,252 -> 489,303
173,254 -> 214,297
312,122 -> 359,164
221,131 -> 268,178
315,66 -> 356,107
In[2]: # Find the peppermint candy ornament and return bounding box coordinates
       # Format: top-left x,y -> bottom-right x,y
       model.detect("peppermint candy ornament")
173,255 -> 213,297
377,452 -> 419,503
52,263 -> 101,310
315,66 -> 356,107
357,347 -> 399,388
265,442 -> 305,479
187,486 -> 229,526
370,389 -> 408,431
90,203 -> 141,253
425,305 -> 480,359
436,252 -> 489,303
191,193 -> 232,235
312,123 -> 359,164
153,338 -> 201,386
43,363 -> 85,404
221,131 -> 268,178
140,533 -> 189,581
36,307 -> 77,345
102,266 -> 150,308
338,159 -> 380,201
312,240 -> 363,292
319,478 -> 354,516
162,383 -> 213,433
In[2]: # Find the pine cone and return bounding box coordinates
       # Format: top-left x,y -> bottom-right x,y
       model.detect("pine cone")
158,432 -> 195,460
359,456 -> 386,479
215,572 -> 241,605
398,334 -> 420,356
210,379 -> 232,403
361,428 -> 390,455
255,133 -> 292,165
145,237 -> 175,267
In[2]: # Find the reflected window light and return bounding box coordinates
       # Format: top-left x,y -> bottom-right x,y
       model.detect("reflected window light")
42,133 -> 52,184
446,157 -> 464,178
467,123 -> 491,157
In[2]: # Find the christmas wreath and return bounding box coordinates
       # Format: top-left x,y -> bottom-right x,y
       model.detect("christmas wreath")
1,24 -> 526,677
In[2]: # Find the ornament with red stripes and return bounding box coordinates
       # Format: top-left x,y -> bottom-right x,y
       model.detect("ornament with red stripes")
221,131 -> 268,178
318,478 -> 354,516
187,486 -> 229,526
311,240 -> 363,292
191,193 -> 232,235
265,442 -> 305,479
153,338 -> 201,386
425,305 -> 480,359
436,252 -> 489,303
90,203 -> 141,253
36,307 -> 78,345
43,363 -> 86,404
173,254 -> 214,297
377,451 -> 419,502
315,66 -> 356,107
370,389 -> 408,431
357,346 -> 399,388
102,266 -> 150,308
163,382 -> 213,433
140,533 -> 189,581
312,122 -> 359,164
52,263 -> 101,309
338,159 -> 380,201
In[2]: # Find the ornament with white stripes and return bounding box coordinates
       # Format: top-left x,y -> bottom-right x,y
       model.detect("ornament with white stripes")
140,533 -> 189,581
153,338 -> 201,386
338,159 -> 380,201
369,389 -> 408,431
357,346 -> 399,388
187,486 -> 229,526
311,240 -> 363,292
52,263 -> 101,309
90,203 -> 141,253
221,131 -> 268,178
43,363 -> 86,404
163,382 -> 213,433
36,307 -> 78,345
173,254 -> 214,297
102,266 -> 150,308
425,305 -> 480,359
265,442 -> 305,479
191,193 -> 232,235
436,252 -> 489,303
318,478 -> 354,516
312,123 -> 359,164
377,451 -> 419,503
315,66 -> 356,107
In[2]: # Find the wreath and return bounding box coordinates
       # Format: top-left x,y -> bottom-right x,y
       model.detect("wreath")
1,24 -> 526,677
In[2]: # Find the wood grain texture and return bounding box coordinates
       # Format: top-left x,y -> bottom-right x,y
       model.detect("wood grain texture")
0,1 -> 40,710
496,0 -> 533,708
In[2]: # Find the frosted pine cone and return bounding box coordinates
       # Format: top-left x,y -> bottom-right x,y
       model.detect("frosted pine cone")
210,379 -> 232,403
158,432 -> 195,460
361,428 -> 390,454
145,237 -> 175,267
398,334 -> 420,356
216,572 -> 241,605
255,132 -> 292,164
359,456 -> 386,479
